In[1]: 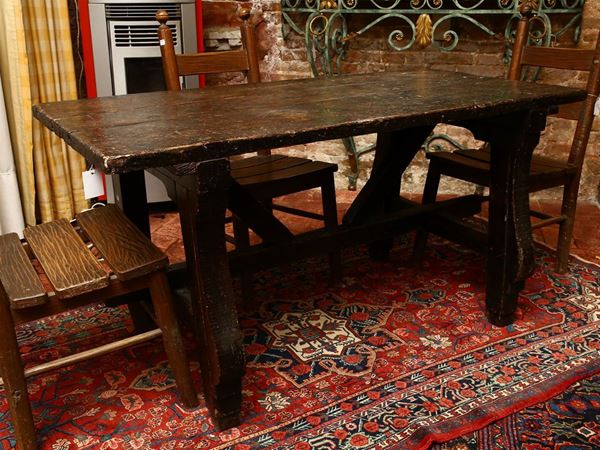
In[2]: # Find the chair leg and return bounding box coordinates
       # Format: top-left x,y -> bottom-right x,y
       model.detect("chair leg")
322,176 -> 342,284
0,290 -> 37,450
148,272 -> 198,408
413,161 -> 442,262
232,216 -> 254,303
555,180 -> 580,273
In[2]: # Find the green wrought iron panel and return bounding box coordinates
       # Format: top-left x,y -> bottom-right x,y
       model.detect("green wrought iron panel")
281,0 -> 585,189
283,0 -> 584,74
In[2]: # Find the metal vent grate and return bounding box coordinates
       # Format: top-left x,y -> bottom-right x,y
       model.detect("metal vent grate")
106,4 -> 181,20
114,24 -> 179,47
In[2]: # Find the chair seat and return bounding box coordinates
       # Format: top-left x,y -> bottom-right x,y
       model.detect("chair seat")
426,148 -> 578,192
232,155 -> 337,198
167,155 -> 337,198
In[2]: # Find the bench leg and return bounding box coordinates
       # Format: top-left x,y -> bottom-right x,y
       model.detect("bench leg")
113,171 -> 156,333
0,290 -> 37,450
412,160 -> 442,263
321,176 -> 342,284
232,217 -> 255,305
149,271 -> 198,408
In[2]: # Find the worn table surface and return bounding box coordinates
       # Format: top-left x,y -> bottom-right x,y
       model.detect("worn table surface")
33,70 -> 584,173
33,70 -> 586,430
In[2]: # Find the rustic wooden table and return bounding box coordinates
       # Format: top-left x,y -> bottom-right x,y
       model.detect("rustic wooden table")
34,70 -> 585,429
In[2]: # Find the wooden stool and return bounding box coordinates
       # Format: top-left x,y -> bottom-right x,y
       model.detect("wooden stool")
0,205 -> 197,450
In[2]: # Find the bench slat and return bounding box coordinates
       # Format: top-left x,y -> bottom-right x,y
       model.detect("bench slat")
23,220 -> 108,298
76,206 -> 168,281
0,233 -> 47,309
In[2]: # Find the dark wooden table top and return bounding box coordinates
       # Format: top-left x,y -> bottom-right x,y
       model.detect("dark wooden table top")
33,70 -> 585,173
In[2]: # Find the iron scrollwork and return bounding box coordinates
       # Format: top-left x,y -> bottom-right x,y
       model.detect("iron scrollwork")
282,0 -> 585,189
284,0 -> 585,54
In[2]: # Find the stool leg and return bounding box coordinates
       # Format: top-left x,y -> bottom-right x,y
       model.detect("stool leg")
413,160 -> 442,263
148,272 -> 198,408
322,177 -> 342,284
232,216 -> 254,304
0,290 -> 37,450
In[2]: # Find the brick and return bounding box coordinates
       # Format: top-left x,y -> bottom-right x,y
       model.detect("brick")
588,131 -> 600,156
205,29 -> 241,40
424,51 -> 476,65
579,156 -> 600,200
380,51 -> 426,66
584,1 -> 600,19
202,1 -> 240,29
475,53 -> 503,66
540,143 -> 571,159
452,39 -> 505,54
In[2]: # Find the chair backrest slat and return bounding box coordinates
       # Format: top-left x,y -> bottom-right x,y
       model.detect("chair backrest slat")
520,47 -> 596,72
175,50 -> 250,76
556,101 -> 584,121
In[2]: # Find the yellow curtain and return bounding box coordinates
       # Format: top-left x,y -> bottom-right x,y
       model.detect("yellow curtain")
0,0 -> 35,225
0,0 -> 87,225
22,0 -> 88,223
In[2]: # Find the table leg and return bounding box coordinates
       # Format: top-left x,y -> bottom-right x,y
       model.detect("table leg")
112,171 -> 150,237
112,172 -> 155,332
176,159 -> 244,429
343,126 -> 435,259
476,111 -> 546,326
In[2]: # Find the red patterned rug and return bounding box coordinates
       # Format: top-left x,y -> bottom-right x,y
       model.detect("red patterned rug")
1,235 -> 598,449
433,371 -> 600,449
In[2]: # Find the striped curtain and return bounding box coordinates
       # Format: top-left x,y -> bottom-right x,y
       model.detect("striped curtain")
22,0 -> 88,223
0,0 -> 34,226
0,0 -> 87,226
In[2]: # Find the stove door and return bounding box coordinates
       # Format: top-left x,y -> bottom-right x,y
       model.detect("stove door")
109,19 -> 183,96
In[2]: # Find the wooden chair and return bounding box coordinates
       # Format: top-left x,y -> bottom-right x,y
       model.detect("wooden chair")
415,9 -> 600,273
155,9 -> 341,297
0,205 -> 197,450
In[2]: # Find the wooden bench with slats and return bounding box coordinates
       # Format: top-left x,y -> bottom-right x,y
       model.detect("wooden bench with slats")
0,205 -> 197,450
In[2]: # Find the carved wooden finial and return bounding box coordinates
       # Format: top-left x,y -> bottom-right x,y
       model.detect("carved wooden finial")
239,6 -> 251,22
518,0 -> 537,18
156,9 -> 169,25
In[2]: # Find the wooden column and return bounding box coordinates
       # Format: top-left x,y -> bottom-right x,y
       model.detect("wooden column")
474,110 -> 547,326
112,171 -> 155,332
176,158 -> 244,429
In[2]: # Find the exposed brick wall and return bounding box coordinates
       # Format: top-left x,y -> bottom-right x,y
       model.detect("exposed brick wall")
203,0 -> 599,204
